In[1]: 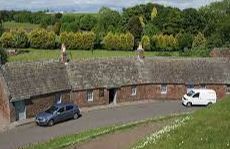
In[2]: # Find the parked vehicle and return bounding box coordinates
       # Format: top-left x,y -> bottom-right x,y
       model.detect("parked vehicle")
35,103 -> 81,126
182,89 -> 217,107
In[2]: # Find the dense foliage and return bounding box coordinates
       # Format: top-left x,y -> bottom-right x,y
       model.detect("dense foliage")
103,32 -> 134,50
60,31 -> 96,50
0,0 -> 229,55
29,28 -> 56,49
0,48 -> 8,64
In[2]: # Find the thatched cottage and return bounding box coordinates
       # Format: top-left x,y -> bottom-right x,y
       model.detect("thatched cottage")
0,57 -> 229,123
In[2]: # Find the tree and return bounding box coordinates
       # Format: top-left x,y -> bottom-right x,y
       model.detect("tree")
79,15 -> 97,31
126,16 -> 143,46
53,22 -> 61,35
151,7 -> 158,21
143,23 -> 160,37
11,29 -> 28,48
176,32 -> 193,51
98,7 -> 121,32
141,35 -> 151,51
192,32 -> 207,48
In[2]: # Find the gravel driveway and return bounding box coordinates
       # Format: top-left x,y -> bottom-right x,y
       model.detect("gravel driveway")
0,100 -> 199,149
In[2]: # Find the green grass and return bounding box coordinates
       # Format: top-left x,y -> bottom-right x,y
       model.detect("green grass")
23,114 -> 183,149
8,48 -> 180,62
3,21 -> 40,31
136,96 -> 230,149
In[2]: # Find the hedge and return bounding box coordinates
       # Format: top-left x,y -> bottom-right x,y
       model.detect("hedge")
60,31 -> 96,50
28,28 -> 56,49
103,32 -> 134,50
0,29 -> 28,48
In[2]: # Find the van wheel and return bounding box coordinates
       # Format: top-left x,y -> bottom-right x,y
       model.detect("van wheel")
187,102 -> 192,107
48,120 -> 54,126
207,102 -> 212,106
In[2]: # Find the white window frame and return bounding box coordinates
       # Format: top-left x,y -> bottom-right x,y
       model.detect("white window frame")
131,86 -> 137,96
87,90 -> 93,102
227,85 -> 230,94
161,84 -> 167,94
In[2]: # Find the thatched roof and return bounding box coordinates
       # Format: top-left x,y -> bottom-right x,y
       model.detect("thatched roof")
1,57 -> 229,102
1,61 -> 71,102
67,57 -> 230,90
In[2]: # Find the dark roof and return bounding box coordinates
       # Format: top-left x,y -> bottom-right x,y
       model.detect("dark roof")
67,57 -> 230,90
1,57 -> 229,101
1,61 -> 71,102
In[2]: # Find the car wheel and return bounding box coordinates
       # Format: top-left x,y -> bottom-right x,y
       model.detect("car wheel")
74,113 -> 78,119
48,120 -> 54,126
187,102 -> 192,107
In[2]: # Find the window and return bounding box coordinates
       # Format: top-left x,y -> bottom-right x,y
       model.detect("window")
87,90 -> 93,102
227,85 -> 230,94
131,86 -> 137,96
55,94 -> 62,104
66,105 -> 73,111
99,89 -> 104,97
201,84 -> 206,88
193,93 -> 200,98
161,84 -> 167,94
57,107 -> 65,113
187,84 -> 194,93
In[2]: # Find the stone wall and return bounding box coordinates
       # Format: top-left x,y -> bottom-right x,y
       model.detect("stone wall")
25,92 -> 70,118
0,75 -> 10,124
71,89 -> 109,107
117,84 -> 186,103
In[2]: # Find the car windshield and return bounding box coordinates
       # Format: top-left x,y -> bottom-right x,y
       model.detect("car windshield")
187,90 -> 195,96
46,106 -> 58,114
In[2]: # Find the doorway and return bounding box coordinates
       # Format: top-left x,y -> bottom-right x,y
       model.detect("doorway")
109,89 -> 117,104
15,100 -> 26,121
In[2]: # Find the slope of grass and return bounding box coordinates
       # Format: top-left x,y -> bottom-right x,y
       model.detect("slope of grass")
8,48 -> 180,62
135,96 -> 230,149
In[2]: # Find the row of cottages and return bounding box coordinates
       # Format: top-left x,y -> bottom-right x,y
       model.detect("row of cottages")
0,57 -> 229,123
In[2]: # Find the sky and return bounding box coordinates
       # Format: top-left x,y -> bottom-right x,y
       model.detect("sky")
0,0 -> 222,12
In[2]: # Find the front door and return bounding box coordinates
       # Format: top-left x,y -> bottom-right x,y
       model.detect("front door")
109,89 -> 117,104
15,101 -> 26,121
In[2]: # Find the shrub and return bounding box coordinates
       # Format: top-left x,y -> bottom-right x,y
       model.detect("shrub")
180,48 -> 210,57
103,32 -> 134,50
151,34 -> 178,51
141,35 -> 151,51
192,32 -> 207,49
60,31 -> 96,50
80,32 -> 96,50
0,48 -> 8,64
11,29 -> 28,48
29,28 -> 56,49
0,32 -> 14,48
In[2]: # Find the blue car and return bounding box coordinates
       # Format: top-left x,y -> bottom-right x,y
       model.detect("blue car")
35,103 -> 81,126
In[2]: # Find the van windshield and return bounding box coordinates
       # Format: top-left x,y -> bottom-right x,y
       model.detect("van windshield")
187,90 -> 195,96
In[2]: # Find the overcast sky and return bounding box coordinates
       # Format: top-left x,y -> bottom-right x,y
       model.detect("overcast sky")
0,0 -> 222,12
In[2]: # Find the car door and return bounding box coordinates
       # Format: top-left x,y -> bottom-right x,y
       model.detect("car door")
66,105 -> 74,119
192,93 -> 200,105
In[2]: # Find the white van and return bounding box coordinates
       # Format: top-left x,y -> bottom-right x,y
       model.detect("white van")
182,89 -> 217,106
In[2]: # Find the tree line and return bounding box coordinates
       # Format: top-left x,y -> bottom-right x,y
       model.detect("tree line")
0,0 -> 229,55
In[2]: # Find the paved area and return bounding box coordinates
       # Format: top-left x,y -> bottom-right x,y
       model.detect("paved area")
0,101 -> 200,149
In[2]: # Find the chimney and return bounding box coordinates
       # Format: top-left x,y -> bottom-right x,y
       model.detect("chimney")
60,43 -> 68,65
136,43 -> 145,61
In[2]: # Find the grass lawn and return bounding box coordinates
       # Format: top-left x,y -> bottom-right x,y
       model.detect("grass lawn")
3,21 -> 40,31
8,48 -> 180,62
133,96 -> 230,149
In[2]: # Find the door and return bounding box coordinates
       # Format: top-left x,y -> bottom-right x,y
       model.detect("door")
192,93 -> 200,105
109,89 -> 117,104
15,101 -> 26,121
